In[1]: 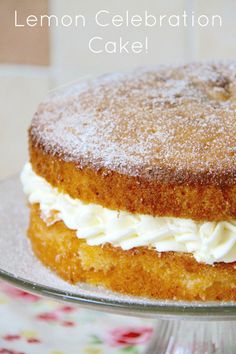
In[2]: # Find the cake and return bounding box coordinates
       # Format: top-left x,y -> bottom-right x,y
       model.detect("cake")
21,62 -> 236,301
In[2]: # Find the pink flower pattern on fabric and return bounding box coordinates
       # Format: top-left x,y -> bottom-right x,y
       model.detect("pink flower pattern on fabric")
0,283 -> 40,302
0,281 -> 154,353
106,327 -> 153,347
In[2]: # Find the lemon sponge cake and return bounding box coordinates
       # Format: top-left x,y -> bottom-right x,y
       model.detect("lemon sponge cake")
21,62 -> 236,300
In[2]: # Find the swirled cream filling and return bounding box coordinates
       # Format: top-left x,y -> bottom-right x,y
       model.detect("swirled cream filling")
21,163 -> 236,265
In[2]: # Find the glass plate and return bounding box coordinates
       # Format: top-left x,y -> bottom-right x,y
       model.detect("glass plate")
0,176 -> 236,320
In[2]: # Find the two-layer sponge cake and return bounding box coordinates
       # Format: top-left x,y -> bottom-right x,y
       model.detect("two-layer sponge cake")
21,62 -> 236,301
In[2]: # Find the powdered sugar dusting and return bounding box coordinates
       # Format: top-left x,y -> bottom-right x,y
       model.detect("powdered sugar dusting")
30,62 -> 236,185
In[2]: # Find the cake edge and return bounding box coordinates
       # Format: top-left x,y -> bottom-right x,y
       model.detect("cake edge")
28,204 -> 236,301
29,134 -> 236,221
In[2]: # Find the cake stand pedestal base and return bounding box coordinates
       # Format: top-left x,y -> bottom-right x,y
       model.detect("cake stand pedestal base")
144,319 -> 236,354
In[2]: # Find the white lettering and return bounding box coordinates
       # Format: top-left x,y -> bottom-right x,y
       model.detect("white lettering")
105,41 -> 116,53
14,10 -> 24,27
169,15 -> 180,27
198,15 -> 209,27
89,36 -> 103,53
26,15 -> 37,27
75,15 -> 86,27
212,15 -> 222,27
118,38 -> 129,53
96,10 -> 109,27
131,15 -> 142,27
88,37 -> 148,54
61,15 -> 73,27
132,41 -> 143,53
112,14 -> 123,27
145,11 -> 156,26
40,15 -> 59,27
159,15 -> 167,26
182,10 -> 187,27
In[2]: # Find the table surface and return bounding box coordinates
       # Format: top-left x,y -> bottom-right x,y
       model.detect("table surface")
0,281 -> 154,354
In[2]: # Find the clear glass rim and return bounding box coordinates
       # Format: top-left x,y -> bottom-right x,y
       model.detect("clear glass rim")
1,266 -> 236,319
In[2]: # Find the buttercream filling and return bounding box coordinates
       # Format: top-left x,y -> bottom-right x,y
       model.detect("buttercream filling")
21,163 -> 236,265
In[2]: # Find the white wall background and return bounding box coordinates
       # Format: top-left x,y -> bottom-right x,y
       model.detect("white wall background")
0,0 -> 235,179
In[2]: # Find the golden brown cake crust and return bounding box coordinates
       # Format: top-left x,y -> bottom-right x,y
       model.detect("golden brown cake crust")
29,62 -> 236,221
30,62 -> 236,185
30,139 -> 236,221
28,204 -> 236,301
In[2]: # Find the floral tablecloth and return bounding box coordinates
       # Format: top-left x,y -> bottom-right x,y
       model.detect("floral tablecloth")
0,282 -> 154,354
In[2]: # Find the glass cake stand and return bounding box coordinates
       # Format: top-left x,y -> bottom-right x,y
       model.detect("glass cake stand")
0,176 -> 236,353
